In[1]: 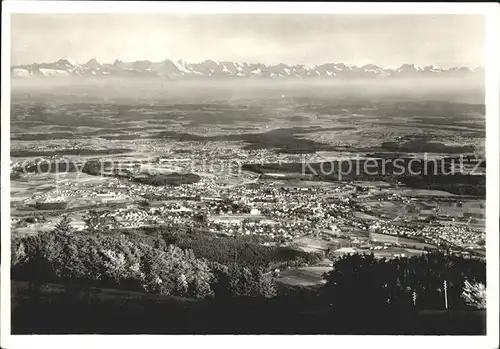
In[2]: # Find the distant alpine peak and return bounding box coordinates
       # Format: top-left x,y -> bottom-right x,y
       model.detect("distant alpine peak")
203,59 -> 219,65
84,58 -> 101,67
11,58 -> 483,79
57,58 -> 76,67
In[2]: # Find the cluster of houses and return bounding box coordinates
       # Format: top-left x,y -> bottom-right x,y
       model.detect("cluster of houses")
15,148 -> 485,256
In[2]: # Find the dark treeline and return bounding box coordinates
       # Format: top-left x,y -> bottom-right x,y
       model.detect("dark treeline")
381,139 -> 475,154
11,227 -> 277,300
133,226 -> 322,269
321,253 -> 485,311
11,216 -> 486,334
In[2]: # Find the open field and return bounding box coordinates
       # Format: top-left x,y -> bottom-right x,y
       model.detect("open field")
293,236 -> 339,253
275,266 -> 333,287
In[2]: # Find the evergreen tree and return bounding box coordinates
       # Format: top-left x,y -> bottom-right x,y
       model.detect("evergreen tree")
461,280 -> 486,309
54,215 -> 74,235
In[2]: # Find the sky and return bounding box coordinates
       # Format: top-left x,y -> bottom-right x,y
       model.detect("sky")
11,14 -> 484,68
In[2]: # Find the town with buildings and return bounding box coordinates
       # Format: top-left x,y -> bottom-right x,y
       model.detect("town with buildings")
11,144 -> 486,262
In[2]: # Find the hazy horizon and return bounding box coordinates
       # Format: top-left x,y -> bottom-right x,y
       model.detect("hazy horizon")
11,76 -> 485,105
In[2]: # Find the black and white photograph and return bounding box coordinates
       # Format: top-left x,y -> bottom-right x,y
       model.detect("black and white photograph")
1,2 -> 499,348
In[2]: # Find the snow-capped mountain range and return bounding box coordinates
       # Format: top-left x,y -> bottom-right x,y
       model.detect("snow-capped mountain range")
11,58 -> 483,80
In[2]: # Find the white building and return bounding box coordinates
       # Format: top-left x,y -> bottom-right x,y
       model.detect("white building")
250,208 -> 261,215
